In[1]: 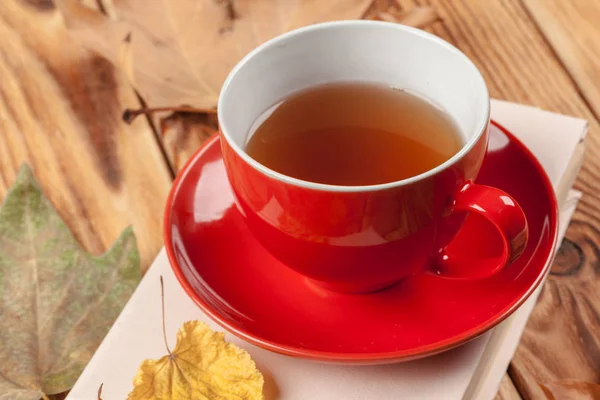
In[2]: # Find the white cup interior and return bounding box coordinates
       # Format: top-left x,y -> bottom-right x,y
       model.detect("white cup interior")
218,21 -> 489,190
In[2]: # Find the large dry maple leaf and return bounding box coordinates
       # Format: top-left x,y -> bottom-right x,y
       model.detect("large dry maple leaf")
55,0 -> 372,110
0,165 -> 141,399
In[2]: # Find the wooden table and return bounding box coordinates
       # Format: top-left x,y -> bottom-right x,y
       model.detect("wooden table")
1,1 -> 598,399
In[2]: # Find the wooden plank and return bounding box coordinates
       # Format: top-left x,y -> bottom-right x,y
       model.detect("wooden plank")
393,0 -> 600,397
495,374 -> 523,400
523,0 -> 600,120
0,1 -> 172,270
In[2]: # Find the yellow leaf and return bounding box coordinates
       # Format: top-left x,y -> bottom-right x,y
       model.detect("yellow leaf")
127,321 -> 264,400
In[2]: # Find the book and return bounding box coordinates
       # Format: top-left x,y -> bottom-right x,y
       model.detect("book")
67,100 -> 588,400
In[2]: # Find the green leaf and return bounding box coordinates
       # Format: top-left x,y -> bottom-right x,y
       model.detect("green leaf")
0,164 -> 141,399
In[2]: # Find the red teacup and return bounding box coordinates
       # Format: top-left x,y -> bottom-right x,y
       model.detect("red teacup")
218,21 -> 528,293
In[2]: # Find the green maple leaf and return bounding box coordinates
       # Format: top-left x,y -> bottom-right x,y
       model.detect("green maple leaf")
0,165 -> 141,399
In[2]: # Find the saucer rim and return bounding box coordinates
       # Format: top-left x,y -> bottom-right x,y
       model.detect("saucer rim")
163,120 -> 559,363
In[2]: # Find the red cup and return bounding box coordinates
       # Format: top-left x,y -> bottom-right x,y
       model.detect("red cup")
218,21 -> 528,293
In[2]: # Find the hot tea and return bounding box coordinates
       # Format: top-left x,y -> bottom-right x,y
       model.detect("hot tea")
245,82 -> 463,186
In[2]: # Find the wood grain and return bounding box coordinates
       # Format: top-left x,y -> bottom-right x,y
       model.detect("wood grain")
510,223 -> 600,386
0,0 -> 171,270
496,374 -> 523,400
523,0 -> 600,121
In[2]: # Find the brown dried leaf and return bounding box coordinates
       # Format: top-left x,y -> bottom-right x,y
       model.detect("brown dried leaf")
540,381 -> 600,400
55,0 -> 372,109
364,1 -> 437,28
160,112 -> 219,171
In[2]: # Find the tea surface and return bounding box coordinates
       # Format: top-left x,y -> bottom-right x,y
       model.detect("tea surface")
246,82 -> 463,186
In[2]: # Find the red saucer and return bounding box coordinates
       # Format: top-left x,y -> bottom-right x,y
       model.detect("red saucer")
164,121 -> 558,364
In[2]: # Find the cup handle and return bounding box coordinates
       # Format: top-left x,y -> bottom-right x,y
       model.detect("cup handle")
434,181 -> 528,279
